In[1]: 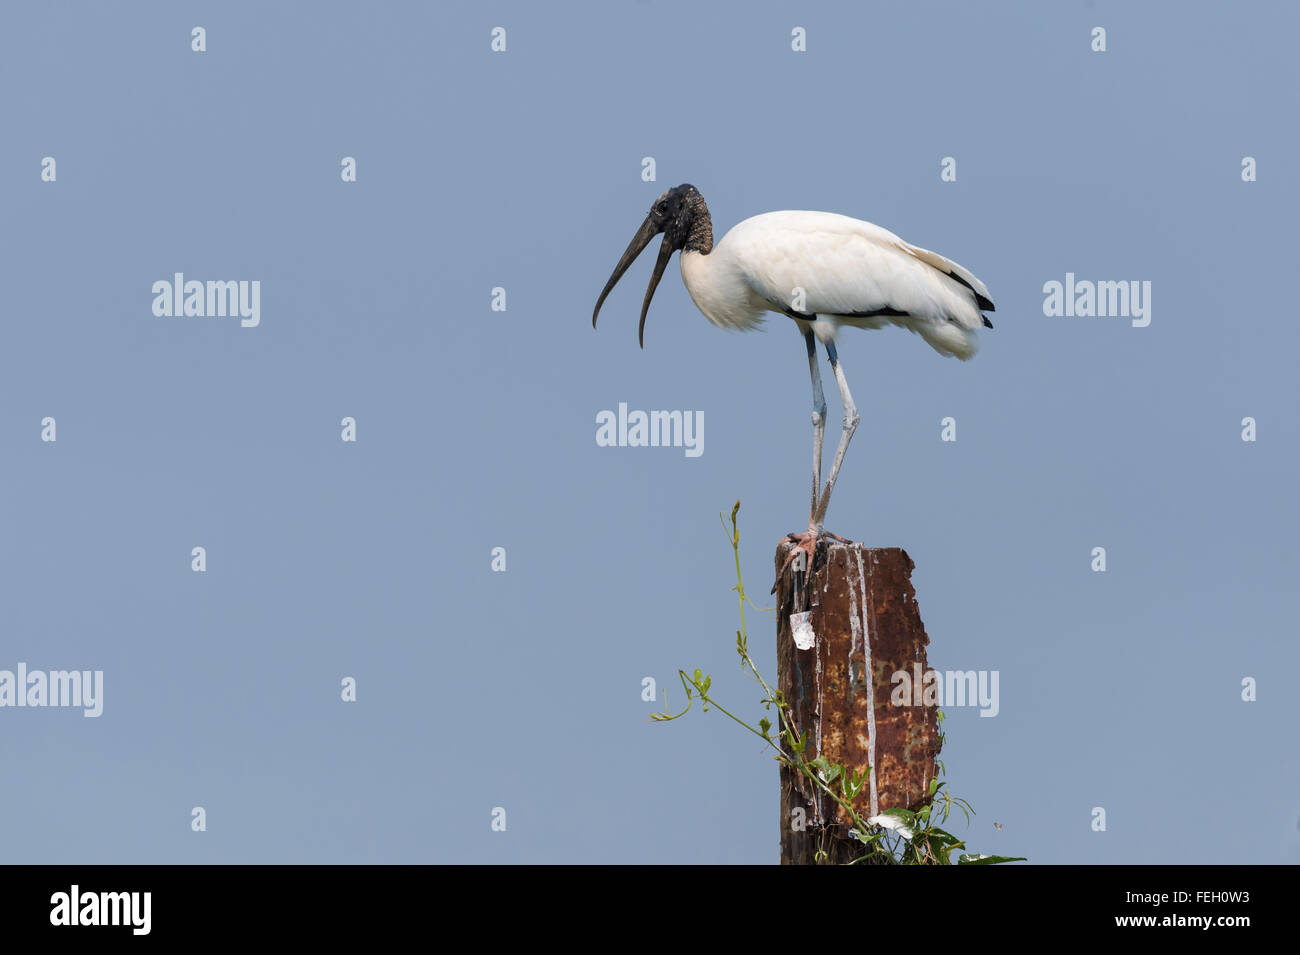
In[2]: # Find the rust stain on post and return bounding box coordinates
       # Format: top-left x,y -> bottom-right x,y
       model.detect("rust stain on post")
776,540 -> 940,863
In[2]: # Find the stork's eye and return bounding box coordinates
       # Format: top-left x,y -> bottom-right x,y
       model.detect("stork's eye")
654,202 -> 667,216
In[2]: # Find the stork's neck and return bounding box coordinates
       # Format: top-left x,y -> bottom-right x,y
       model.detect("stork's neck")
685,195 -> 713,254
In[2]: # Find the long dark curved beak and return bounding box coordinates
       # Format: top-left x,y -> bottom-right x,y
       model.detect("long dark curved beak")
592,214 -> 673,349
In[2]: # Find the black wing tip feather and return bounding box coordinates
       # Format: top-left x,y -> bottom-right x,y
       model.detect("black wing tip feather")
941,266 -> 996,314
957,274 -> 995,326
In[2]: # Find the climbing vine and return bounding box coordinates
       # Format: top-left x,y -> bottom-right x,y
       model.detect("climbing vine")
651,502 -> 1025,865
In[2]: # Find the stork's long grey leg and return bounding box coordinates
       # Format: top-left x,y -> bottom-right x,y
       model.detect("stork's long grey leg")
813,340 -> 859,528
805,329 -> 826,523
776,334 -> 853,590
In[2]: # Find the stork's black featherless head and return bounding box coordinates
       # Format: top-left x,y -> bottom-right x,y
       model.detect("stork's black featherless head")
592,184 -> 713,348
648,184 -> 713,255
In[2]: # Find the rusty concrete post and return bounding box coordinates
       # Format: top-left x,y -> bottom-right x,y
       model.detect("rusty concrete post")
775,539 -> 941,865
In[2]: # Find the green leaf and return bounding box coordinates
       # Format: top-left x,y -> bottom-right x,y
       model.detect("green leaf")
880,807 -> 916,825
842,769 -> 864,799
809,755 -> 841,785
924,826 -> 961,846
758,717 -> 772,737
957,854 -> 1027,865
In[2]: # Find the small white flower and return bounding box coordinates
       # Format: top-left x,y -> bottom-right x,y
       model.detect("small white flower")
868,814 -> 914,841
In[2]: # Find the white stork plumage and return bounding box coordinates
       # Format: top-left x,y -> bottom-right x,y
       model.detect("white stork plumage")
592,184 -> 994,580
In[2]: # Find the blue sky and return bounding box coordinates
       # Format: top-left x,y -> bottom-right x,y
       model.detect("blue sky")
1,1 -> 1296,863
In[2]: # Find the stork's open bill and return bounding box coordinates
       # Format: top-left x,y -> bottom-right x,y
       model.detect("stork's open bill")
592,184 -> 995,586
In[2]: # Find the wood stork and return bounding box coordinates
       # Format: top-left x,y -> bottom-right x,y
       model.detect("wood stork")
592,184 -> 994,580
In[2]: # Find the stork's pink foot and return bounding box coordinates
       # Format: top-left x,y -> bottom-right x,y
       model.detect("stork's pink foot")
781,528 -> 819,579
773,525 -> 855,592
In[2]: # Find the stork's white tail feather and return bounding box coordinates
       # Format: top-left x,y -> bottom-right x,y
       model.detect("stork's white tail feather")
912,316 -> 980,360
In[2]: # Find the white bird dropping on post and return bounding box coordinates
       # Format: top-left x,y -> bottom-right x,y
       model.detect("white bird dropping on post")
788,550 -> 816,649
791,611 -> 816,650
